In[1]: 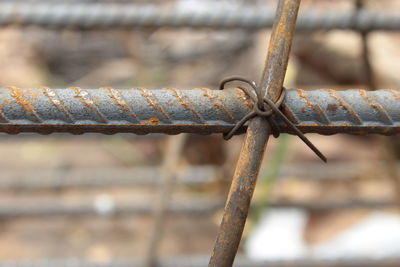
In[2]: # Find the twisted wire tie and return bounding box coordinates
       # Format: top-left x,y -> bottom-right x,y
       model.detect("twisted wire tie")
219,77 -> 327,163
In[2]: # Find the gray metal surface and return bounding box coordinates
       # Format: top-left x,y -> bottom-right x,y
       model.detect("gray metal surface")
0,87 -> 397,135
0,3 -> 399,31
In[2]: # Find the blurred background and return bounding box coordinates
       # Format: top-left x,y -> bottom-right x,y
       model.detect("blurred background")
0,0 -> 399,266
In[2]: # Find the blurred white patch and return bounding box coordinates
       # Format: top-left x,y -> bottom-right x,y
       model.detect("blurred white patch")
94,194 -> 115,217
176,0 -> 242,13
312,212 -> 400,259
245,208 -> 308,260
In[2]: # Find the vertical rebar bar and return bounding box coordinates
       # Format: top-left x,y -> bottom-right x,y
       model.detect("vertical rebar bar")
356,0 -> 376,90
208,1 -> 301,266
144,134 -> 187,267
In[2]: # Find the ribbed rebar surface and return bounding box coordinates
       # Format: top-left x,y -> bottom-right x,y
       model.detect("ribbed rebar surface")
0,3 -> 399,30
0,87 -> 398,135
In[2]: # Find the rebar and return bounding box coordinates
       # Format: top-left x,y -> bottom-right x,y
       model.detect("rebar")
209,1 -> 301,266
0,198 -> 223,218
0,87 -> 398,135
0,198 -> 395,218
1,256 -> 400,267
0,162 -> 391,191
0,166 -> 217,190
0,3 -> 399,31
145,135 -> 186,267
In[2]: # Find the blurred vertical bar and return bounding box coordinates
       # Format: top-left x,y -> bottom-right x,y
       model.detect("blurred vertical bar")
144,134 -> 187,267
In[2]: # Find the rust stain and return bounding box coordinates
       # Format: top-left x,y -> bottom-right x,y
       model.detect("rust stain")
70,87 -> 108,123
233,88 -> 253,109
201,88 -> 235,122
388,89 -> 400,101
297,89 -> 329,124
8,86 -> 40,122
327,103 -> 338,112
358,89 -> 369,101
140,88 -> 170,120
328,89 -> 362,124
297,89 -> 313,108
103,87 -> 137,119
168,88 -> 203,121
41,87 -> 72,121
359,90 -> 393,125
148,117 -> 160,125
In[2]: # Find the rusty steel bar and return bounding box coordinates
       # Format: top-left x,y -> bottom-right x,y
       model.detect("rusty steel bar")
0,3 -> 399,31
0,197 -> 395,218
0,87 -> 397,135
1,257 -> 400,267
0,198 -> 223,218
0,161 -> 392,191
0,166 -> 218,190
145,135 -> 187,267
209,1 -> 301,266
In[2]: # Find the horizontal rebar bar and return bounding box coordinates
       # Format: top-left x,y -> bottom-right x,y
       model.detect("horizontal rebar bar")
0,87 -> 397,135
0,3 -> 398,31
0,166 -> 218,190
0,198 -> 224,218
0,197 -> 395,218
1,256 -> 400,267
0,161 -> 388,191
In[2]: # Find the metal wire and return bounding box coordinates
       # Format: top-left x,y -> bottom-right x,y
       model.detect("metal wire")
0,3 -> 399,30
0,87 -> 398,135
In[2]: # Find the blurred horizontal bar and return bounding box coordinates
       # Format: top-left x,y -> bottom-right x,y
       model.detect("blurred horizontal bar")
0,198 -> 224,218
0,166 -> 218,190
0,3 -> 399,31
0,162 -> 387,191
0,87 -> 398,135
0,197 -> 395,218
0,256 -> 400,267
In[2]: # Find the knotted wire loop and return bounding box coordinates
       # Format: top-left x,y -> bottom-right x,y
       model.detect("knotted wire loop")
219,77 -> 327,162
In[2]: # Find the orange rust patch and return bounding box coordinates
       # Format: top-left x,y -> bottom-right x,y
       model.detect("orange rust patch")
8,86 -> 36,115
201,88 -> 235,122
169,88 -> 203,121
140,88 -> 170,120
235,89 -> 253,109
388,89 -> 400,101
297,89 -> 313,108
358,90 -> 369,101
103,87 -> 137,119
42,87 -> 72,120
70,87 -> 108,123
148,117 -> 160,125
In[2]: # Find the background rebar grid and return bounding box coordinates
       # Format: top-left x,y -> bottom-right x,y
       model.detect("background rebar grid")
0,3 -> 399,31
